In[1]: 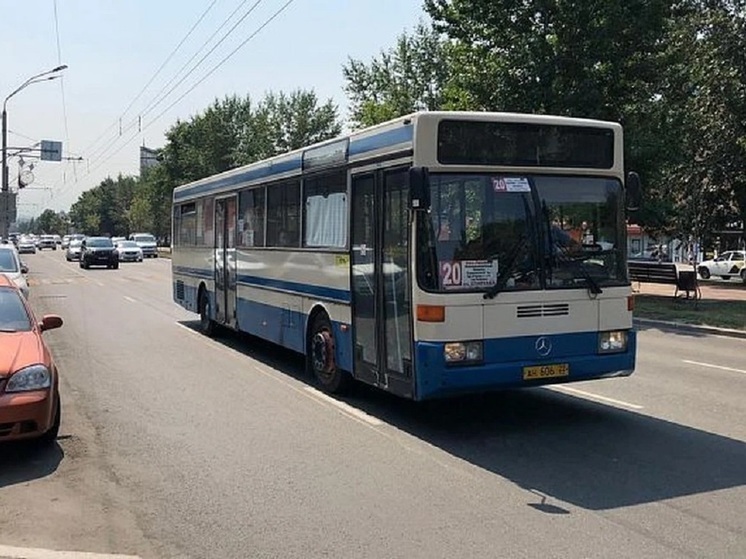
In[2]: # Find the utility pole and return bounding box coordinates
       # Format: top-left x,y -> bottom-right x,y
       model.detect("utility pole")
1,65 -> 67,238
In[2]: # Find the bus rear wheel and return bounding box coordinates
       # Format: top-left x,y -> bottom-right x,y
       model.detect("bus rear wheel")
198,289 -> 215,337
307,313 -> 351,394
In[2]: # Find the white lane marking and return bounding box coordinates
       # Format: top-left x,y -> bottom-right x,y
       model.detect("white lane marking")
548,385 -> 644,410
0,545 -> 141,559
123,296 -> 137,303
682,359 -> 746,376
303,386 -> 383,426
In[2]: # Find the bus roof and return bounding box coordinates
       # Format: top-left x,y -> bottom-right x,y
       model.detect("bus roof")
172,111 -> 621,203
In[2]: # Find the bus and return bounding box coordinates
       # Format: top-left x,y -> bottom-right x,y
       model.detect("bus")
171,111 -> 641,400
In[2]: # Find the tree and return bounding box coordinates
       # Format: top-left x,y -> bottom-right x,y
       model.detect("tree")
343,22 -> 458,128
33,209 -> 68,235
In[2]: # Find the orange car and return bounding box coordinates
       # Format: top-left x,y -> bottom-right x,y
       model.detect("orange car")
0,275 -> 63,445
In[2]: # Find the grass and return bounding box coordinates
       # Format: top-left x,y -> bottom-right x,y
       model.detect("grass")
634,294 -> 746,330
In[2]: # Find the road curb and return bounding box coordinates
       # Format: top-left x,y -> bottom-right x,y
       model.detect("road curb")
634,317 -> 746,339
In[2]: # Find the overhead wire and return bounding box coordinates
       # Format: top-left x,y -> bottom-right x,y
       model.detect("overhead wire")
51,0 -> 223,203
80,0 -> 296,183
83,0 -> 264,170
78,0 -> 221,160
53,0 -> 72,190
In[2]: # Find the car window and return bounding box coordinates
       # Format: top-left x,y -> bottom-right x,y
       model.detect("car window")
0,249 -> 19,272
732,252 -> 744,261
86,238 -> 113,248
0,288 -> 32,331
134,235 -> 155,243
70,240 -> 82,248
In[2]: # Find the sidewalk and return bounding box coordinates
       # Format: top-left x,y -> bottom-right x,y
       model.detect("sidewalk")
633,277 -> 746,301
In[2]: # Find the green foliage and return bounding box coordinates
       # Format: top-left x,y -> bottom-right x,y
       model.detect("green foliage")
28,209 -> 69,235
343,21 -> 459,128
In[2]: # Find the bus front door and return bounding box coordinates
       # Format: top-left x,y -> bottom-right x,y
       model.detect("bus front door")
350,170 -> 413,398
214,196 -> 238,328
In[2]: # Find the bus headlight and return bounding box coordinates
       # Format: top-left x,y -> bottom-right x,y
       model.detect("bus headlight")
444,341 -> 483,364
598,331 -> 628,354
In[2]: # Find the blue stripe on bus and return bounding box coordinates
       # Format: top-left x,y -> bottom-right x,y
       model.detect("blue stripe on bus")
236,274 -> 351,304
173,155 -> 302,201
414,330 -> 637,400
173,126 -> 415,202
173,266 -> 350,303
173,266 -> 213,279
348,125 -> 414,157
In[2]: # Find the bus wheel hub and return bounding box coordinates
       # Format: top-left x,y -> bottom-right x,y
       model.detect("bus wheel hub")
312,330 -> 335,373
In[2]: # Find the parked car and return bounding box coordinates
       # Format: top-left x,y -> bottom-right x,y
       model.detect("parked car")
0,275 -> 63,446
61,235 -> 71,249
38,235 -> 57,250
697,250 -> 746,282
130,233 -> 158,258
65,239 -> 83,261
79,237 -> 119,269
0,245 -> 29,298
17,236 -> 36,254
115,240 -> 143,262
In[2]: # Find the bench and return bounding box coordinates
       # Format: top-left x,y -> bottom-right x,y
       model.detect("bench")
628,260 -> 701,301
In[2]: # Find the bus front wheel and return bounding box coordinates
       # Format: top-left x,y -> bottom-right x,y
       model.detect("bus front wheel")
198,289 -> 215,337
307,313 -> 351,394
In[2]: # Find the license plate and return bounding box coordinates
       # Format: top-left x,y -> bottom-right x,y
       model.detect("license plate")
523,363 -> 570,380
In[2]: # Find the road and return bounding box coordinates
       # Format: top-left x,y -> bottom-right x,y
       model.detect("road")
1,250 -> 744,559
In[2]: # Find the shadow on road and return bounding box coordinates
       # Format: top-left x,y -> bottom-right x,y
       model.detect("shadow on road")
180,320 -> 746,512
0,441 -> 64,488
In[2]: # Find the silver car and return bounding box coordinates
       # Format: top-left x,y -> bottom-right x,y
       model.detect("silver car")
115,240 -> 143,262
65,239 -> 83,261
0,245 -> 29,298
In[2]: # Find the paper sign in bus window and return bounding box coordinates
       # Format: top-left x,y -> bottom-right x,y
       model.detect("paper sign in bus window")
440,260 -> 498,289
493,177 -> 531,193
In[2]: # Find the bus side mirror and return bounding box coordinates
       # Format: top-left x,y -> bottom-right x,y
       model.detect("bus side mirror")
625,171 -> 641,212
409,166 -> 431,211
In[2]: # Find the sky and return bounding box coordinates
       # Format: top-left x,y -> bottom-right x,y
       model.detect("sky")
0,0 -> 425,219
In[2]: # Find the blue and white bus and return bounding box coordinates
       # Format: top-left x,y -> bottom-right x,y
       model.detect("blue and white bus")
171,111 -> 640,400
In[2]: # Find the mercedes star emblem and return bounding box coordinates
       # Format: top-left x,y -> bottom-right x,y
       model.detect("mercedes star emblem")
535,336 -> 552,357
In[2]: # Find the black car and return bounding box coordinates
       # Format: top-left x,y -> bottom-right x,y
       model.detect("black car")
79,237 -> 119,269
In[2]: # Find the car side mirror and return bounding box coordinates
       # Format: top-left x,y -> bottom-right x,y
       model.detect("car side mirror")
39,315 -> 63,332
625,171 -> 642,212
409,166 -> 431,211
21,264 -> 28,274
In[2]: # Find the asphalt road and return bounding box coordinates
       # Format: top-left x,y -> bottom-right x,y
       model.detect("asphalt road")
1,250 -> 744,559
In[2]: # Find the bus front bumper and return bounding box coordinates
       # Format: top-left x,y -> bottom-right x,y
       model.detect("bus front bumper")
414,330 -> 636,400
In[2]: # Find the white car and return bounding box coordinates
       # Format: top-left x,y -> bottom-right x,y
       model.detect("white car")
115,240 -> 143,262
0,245 -> 29,298
130,233 -> 158,258
697,250 -> 746,282
17,237 -> 36,254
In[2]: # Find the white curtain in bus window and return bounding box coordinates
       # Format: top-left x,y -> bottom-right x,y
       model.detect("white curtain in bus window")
305,192 -> 347,248
239,188 -> 265,247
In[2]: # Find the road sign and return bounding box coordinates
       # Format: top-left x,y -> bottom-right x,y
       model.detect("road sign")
40,140 -> 63,162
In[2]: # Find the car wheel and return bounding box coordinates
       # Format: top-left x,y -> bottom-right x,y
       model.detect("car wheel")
741,269 -> 746,284
698,267 -> 710,279
36,393 -> 61,447
198,289 -> 215,336
79,260 -> 84,269
112,262 -> 119,270
307,312 -> 352,394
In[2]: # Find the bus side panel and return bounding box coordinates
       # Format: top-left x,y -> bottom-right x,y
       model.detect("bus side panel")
172,246 -> 215,314
234,249 -> 353,372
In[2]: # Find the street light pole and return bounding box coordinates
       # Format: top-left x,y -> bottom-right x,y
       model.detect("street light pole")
1,65 -> 67,238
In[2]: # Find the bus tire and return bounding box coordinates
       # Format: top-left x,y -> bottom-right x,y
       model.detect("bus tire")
307,312 -> 351,394
198,288 -> 215,337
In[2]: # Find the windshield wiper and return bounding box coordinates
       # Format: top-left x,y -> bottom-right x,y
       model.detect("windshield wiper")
483,235 -> 529,300
552,240 -> 603,295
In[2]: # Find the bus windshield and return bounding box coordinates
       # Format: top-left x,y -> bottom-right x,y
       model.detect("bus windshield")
417,174 -> 627,293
